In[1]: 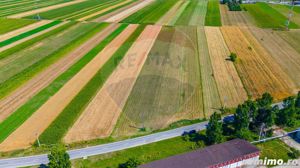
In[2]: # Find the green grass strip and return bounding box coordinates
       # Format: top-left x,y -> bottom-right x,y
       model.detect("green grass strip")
121,0 -> 177,24
86,0 -> 137,21
242,3 -> 299,29
38,25 -> 145,145
175,0 -> 198,25
0,18 -> 36,35
205,0 -> 221,26
0,21 -> 61,47
0,24 -> 127,143
0,23 -> 107,99
0,21 -> 76,60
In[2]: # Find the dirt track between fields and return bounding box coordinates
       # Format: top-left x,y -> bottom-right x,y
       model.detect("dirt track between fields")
0,21 -> 66,53
78,0 -> 132,21
205,26 -> 247,107
0,26 -> 144,153
8,0 -> 86,18
104,0 -> 154,23
64,25 -> 161,143
0,24 -> 119,123
0,20 -> 51,42
221,26 -> 296,100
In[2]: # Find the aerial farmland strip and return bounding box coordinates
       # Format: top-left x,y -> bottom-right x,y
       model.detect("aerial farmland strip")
197,27 -> 221,116
64,25 -> 160,143
0,20 -> 51,42
0,20 -> 61,48
121,0 -> 177,24
221,26 -> 296,100
167,0 -> 190,25
268,4 -> 300,26
0,24 -> 130,152
43,25 -> 144,144
189,0 -> 208,26
0,21 -> 65,53
219,4 -> 253,26
276,29 -> 300,54
249,27 -> 300,88
113,26 -> 203,137
0,0 -> 72,17
0,18 -> 36,35
94,0 -> 152,22
0,23 -> 114,123
205,26 -> 247,107
175,0 -> 199,25
156,0 -> 183,25
87,0 -> 137,21
205,0 -> 221,26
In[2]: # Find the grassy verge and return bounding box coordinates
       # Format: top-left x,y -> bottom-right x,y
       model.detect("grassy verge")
121,0 -> 177,24
73,135 -> 198,168
0,22 -> 106,99
0,23 -> 121,143
256,139 -> 295,162
0,18 -> 36,35
205,0 -> 221,26
0,21 -> 61,47
0,22 -> 76,60
38,25 -> 146,145
241,2 -> 299,29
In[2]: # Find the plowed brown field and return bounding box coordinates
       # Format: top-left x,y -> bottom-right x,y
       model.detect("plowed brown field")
0,24 -> 119,123
64,25 -> 161,143
0,24 -> 138,151
221,26 -> 296,100
205,26 -> 247,107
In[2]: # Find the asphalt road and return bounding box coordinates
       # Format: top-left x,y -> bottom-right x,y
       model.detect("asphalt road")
0,101 -> 285,168
0,121 -> 208,168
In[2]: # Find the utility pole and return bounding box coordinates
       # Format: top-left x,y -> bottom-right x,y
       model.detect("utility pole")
285,0 -> 295,30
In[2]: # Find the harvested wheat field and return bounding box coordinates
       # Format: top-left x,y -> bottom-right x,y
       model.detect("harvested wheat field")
0,24 -> 138,151
64,25 -> 161,143
113,26 -> 204,137
247,27 -> 300,89
276,29 -> 300,54
104,0 -> 154,23
0,24 -> 118,123
221,26 -> 296,100
197,27 -> 221,115
219,4 -> 253,26
205,26 -> 247,107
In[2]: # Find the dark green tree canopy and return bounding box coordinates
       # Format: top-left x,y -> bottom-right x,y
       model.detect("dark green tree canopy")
47,145 -> 71,168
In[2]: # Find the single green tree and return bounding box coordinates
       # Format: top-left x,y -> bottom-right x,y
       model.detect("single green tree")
296,91 -> 300,108
47,145 -> 71,168
206,112 -> 223,144
256,92 -> 273,108
119,158 -> 141,168
276,96 -> 296,127
234,104 -> 250,131
229,53 -> 237,62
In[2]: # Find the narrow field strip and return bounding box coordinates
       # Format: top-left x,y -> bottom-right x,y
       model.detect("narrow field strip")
113,26 -> 203,137
0,18 -> 36,35
269,4 -> 300,26
156,0 -> 183,25
205,0 -> 221,26
75,0 -> 134,21
0,21 -> 65,53
0,20 -> 61,48
105,0 -> 155,23
276,29 -> 300,54
221,26 -> 296,100
249,27 -> 300,88
205,26 -> 247,107
197,27 -> 221,116
220,4 -> 253,26
189,0 -> 208,26
121,0 -> 177,24
0,20 -> 51,42
0,23 -> 114,123
0,25 -> 127,151
8,0 -> 84,18
167,0 -> 190,25
26,0 -> 111,20
38,24 -> 139,145
175,0 -> 198,25
241,2 -> 299,29
1,0 -> 71,17
64,25 -> 160,143
64,0 -> 124,20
